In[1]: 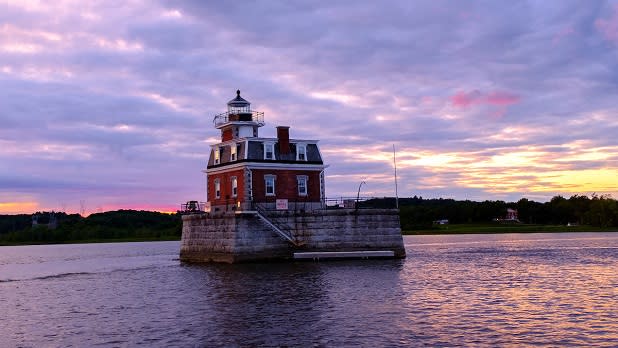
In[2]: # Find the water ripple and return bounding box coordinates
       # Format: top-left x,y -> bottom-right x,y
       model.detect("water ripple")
1,234 -> 618,346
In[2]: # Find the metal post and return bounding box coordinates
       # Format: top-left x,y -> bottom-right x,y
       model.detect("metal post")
356,181 -> 366,208
393,144 -> 399,209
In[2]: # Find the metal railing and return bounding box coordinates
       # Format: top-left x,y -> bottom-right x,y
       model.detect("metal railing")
323,197 -> 397,210
254,203 -> 306,246
250,197 -> 396,212
213,111 -> 265,127
180,201 -> 207,214
180,197 -> 397,215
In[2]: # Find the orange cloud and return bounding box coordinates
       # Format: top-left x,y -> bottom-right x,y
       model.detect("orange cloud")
0,201 -> 39,214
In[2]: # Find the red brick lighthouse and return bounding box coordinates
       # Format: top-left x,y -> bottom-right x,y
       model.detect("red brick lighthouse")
205,90 -> 327,212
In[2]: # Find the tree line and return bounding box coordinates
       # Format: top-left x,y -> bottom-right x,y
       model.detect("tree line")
2,194 -> 617,244
0,210 -> 182,245
362,194 -> 618,230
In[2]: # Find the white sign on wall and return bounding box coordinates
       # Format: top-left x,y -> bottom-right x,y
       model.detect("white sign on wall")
204,201 -> 211,213
276,199 -> 288,210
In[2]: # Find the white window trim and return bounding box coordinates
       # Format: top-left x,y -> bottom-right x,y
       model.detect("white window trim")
320,170 -> 325,201
214,146 -> 220,165
264,142 -> 276,160
265,174 -> 276,196
230,144 -> 237,161
296,143 -> 307,161
297,175 -> 308,196
231,176 -> 238,198
214,178 -> 221,199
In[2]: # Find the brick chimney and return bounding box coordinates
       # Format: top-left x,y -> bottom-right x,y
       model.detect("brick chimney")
277,126 -> 290,155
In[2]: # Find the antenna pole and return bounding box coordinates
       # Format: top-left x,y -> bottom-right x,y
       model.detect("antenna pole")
393,144 -> 399,209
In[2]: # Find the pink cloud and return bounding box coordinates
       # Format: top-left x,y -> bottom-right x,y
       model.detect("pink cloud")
485,91 -> 520,105
596,5 -> 618,44
451,90 -> 483,107
451,90 -> 520,108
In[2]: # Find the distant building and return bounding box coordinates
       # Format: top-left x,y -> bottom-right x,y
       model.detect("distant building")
205,90 -> 327,212
506,208 -> 518,221
493,208 -> 520,223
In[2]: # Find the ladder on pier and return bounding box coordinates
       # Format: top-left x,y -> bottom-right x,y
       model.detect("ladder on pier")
254,206 -> 305,247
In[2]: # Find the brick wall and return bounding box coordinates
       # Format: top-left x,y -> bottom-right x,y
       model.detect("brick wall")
222,128 -> 233,142
251,168 -> 321,203
207,168 -> 246,206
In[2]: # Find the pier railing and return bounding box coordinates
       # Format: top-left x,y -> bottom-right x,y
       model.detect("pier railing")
251,197 -> 397,212
182,197 -> 399,215
180,201 -> 207,214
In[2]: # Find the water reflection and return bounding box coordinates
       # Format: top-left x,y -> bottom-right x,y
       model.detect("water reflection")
180,260 -> 406,346
2,234 -> 618,346
402,233 -> 618,346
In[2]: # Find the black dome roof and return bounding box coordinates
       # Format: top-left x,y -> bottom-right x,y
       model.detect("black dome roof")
227,90 -> 250,108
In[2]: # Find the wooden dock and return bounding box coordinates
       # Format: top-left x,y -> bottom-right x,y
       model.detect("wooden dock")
293,250 -> 395,260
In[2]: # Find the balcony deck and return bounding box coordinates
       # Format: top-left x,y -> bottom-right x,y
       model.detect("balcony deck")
213,111 -> 265,128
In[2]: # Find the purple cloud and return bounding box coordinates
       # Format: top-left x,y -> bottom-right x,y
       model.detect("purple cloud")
1,0 -> 618,214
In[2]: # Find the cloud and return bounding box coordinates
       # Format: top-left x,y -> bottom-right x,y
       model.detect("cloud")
596,4 -> 618,45
451,90 -> 520,108
1,0 -> 618,213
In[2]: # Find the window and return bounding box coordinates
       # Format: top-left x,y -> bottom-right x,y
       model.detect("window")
214,178 -> 221,199
264,143 -> 275,160
230,144 -> 237,161
231,176 -> 237,197
297,175 -> 308,196
214,147 -> 220,164
265,175 -> 276,196
297,144 -> 307,161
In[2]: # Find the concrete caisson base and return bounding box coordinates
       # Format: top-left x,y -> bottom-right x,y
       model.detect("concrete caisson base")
180,209 -> 406,263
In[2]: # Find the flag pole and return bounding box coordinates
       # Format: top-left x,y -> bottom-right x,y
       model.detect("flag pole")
393,144 -> 399,209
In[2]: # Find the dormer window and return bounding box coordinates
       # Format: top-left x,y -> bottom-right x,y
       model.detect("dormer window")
297,144 -> 307,161
264,142 -> 275,160
230,144 -> 237,161
214,147 -> 220,164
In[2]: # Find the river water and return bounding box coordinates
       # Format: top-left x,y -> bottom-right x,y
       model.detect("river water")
1,233 -> 618,347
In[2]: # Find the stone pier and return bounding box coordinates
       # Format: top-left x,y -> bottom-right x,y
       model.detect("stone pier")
180,209 -> 406,263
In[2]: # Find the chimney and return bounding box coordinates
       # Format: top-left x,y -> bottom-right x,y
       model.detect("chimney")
277,126 -> 290,155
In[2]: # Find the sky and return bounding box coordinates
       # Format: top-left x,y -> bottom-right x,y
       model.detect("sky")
2,0 -> 618,215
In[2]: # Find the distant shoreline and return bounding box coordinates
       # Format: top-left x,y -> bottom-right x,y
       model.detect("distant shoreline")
3,225 -> 618,247
404,224 -> 618,235
0,236 -> 180,247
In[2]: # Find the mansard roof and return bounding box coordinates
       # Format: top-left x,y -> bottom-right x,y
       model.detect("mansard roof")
206,137 -> 324,168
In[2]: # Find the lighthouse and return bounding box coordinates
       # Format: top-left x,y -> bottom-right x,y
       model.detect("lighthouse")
205,90 -> 327,212
180,90 -> 405,263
